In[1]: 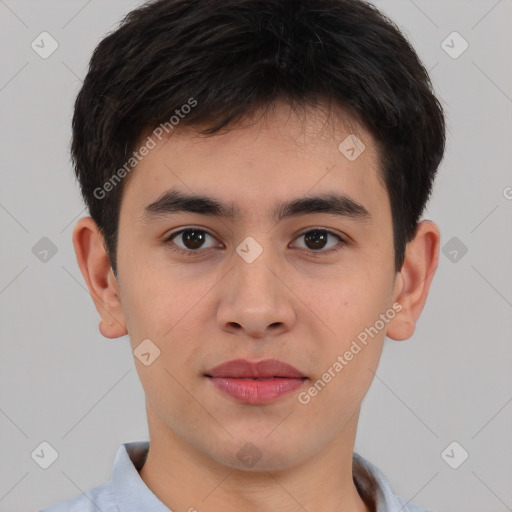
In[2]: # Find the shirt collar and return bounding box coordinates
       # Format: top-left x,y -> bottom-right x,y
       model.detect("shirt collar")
352,451 -> 411,512
111,441 -> 169,512
111,442 -> 410,512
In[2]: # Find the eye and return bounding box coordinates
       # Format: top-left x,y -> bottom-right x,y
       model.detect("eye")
165,228 -> 220,254
164,227 -> 346,256
291,228 -> 346,254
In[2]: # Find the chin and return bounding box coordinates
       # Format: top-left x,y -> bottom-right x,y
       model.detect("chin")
206,435 -> 309,473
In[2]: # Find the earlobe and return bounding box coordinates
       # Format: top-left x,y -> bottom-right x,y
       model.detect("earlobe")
386,220 -> 440,342
72,217 -> 128,339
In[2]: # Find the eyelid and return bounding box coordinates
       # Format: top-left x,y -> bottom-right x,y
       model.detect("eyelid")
293,226 -> 345,243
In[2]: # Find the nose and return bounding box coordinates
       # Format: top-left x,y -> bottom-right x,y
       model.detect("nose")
216,252 -> 297,339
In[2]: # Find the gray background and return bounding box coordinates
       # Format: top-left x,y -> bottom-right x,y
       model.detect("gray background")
0,1 -> 511,511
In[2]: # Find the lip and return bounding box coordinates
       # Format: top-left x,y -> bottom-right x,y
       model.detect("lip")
205,359 -> 308,405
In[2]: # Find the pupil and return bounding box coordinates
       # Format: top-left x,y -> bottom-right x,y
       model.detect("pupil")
305,230 -> 327,250
180,230 -> 328,251
183,230 -> 205,249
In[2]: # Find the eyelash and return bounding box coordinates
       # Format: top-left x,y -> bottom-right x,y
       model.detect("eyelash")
163,227 -> 347,257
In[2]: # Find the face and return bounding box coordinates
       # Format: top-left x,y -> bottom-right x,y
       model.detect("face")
114,102 -> 400,470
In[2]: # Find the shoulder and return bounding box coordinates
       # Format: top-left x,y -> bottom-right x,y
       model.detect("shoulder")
353,452 -> 432,512
393,494 -> 432,512
38,481 -> 114,512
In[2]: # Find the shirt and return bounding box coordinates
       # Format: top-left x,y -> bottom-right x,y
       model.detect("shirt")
38,441 -> 431,512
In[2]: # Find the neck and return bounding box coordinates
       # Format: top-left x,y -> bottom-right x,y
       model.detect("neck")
138,402 -> 372,512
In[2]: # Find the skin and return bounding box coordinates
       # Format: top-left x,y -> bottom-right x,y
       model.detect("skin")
73,101 -> 440,512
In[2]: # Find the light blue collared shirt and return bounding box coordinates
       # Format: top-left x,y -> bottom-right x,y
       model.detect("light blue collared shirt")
38,441 -> 430,512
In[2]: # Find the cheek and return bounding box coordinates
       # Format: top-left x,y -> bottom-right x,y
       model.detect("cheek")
120,272 -> 214,372
306,273 -> 391,386
310,271 -> 389,336
119,270 -> 175,346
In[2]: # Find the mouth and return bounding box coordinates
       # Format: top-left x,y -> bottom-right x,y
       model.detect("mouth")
205,358 -> 308,404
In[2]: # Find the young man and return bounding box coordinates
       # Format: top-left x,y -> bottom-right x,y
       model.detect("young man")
40,0 -> 445,511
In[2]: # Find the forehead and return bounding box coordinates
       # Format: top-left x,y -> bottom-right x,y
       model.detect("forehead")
120,101 -> 389,225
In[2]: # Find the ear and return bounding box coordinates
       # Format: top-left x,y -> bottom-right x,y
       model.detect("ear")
72,217 -> 128,339
386,220 -> 440,341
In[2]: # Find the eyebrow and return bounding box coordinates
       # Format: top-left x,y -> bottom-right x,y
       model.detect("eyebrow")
139,188 -> 371,224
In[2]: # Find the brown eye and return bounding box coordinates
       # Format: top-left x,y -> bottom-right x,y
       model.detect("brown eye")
292,228 -> 345,253
304,230 -> 329,250
180,230 -> 206,249
165,226 -> 346,256
167,228 -> 217,252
